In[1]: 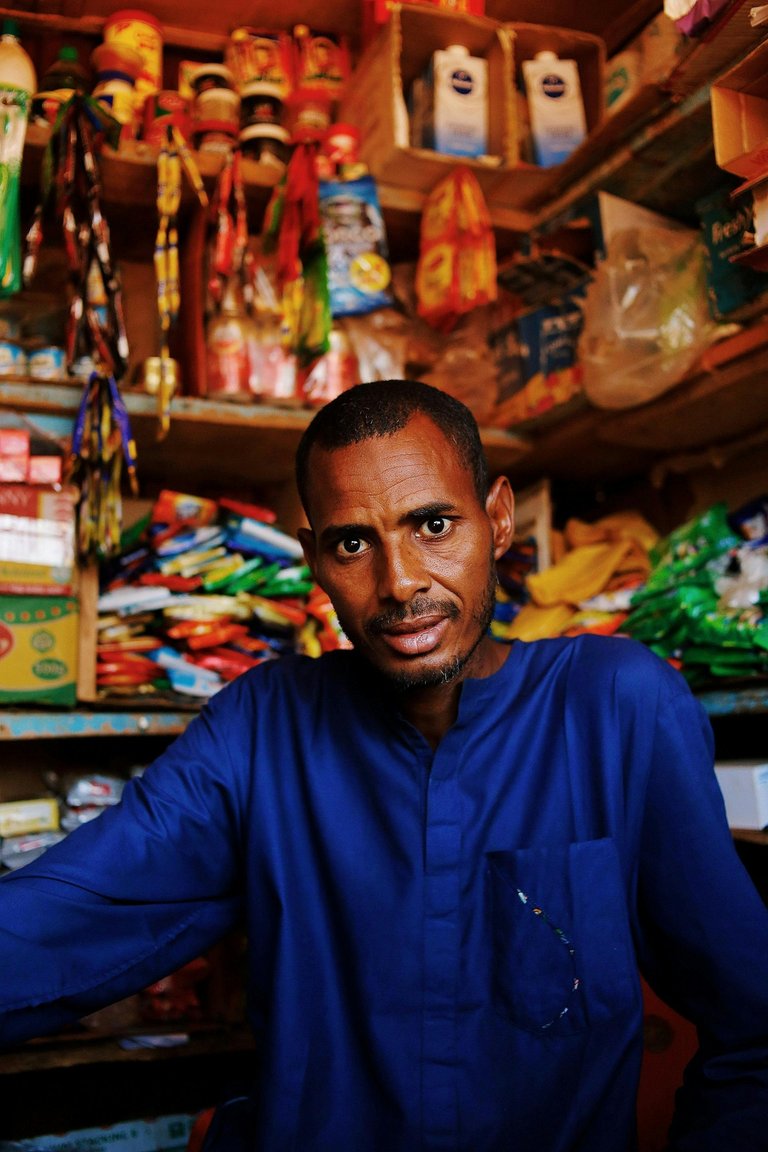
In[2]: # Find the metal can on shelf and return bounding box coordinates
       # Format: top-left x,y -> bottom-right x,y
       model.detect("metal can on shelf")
102,8 -> 163,111
27,345 -> 67,380
239,123 -> 290,172
143,90 -> 191,145
0,340 -> 27,376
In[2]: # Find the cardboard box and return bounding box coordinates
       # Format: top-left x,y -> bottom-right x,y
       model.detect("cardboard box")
711,39 -> 768,178
0,594 -> 79,706
340,3 -> 515,197
486,22 -> 605,210
714,760 -> 768,830
0,482 -> 76,595
509,23 -> 605,144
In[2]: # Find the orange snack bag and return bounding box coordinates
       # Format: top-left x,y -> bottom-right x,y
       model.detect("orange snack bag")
415,167 -> 497,330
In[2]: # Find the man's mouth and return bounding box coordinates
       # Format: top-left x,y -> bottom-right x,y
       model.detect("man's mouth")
377,615 -> 450,657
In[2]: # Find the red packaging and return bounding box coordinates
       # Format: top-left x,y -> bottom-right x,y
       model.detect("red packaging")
143,89 -> 191,145
0,428 -> 30,482
292,26 -> 350,99
27,456 -> 63,486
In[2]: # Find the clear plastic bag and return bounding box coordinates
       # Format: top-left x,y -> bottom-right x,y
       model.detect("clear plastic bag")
578,226 -> 718,409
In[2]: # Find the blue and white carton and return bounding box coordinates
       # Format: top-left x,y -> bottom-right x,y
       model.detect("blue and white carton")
522,50 -> 587,167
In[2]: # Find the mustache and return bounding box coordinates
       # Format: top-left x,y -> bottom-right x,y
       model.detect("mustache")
365,597 -> 459,636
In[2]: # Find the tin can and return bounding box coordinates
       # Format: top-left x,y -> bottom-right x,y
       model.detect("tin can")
194,86 -> 240,128
27,345 -> 67,381
102,8 -> 163,117
188,63 -> 236,96
0,341 -> 27,377
143,89 -> 191,145
240,81 -> 283,129
239,123 -> 290,171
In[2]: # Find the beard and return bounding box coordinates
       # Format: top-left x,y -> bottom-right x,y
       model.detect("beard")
337,554 -> 499,693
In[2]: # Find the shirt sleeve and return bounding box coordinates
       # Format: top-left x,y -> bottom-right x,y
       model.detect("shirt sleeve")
634,683 -> 768,1150
0,694 -> 246,1050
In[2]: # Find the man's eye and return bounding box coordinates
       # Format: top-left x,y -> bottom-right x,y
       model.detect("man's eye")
336,536 -> 369,557
420,516 -> 450,537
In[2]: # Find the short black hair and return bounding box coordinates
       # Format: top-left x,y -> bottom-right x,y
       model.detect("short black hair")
295,380 -> 489,516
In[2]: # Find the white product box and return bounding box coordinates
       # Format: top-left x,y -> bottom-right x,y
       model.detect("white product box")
714,760 -> 768,830
522,50 -> 586,167
430,43 -> 489,158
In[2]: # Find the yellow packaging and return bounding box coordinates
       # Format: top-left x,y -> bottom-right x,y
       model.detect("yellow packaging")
0,797 -> 59,838
0,595 -> 78,706
102,8 -> 163,116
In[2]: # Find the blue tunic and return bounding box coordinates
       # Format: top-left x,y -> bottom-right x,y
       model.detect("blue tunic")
2,635 -> 768,1150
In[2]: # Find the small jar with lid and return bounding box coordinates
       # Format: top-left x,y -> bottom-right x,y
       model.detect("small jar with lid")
239,123 -> 290,172
189,62 -> 236,96
240,81 -> 284,130
193,85 -> 240,154
0,340 -> 26,377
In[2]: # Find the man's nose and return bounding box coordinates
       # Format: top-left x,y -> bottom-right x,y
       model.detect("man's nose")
376,539 -> 430,602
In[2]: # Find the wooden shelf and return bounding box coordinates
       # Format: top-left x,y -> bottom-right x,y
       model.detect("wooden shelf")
0,1022 -> 254,1075
0,708 -> 194,741
3,307 -> 768,494
697,685 -> 768,717
0,379 -> 532,494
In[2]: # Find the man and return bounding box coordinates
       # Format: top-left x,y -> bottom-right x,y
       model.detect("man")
1,379 -> 767,1150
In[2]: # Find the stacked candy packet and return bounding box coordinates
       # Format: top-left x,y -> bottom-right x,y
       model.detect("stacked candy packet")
96,489 -> 346,702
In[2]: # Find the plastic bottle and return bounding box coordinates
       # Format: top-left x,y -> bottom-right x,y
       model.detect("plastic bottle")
0,19 -> 37,296
0,19 -> 36,95
205,279 -> 255,399
39,45 -> 90,95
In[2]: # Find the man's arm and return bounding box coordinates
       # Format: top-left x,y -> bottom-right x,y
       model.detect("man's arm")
634,685 -> 768,1149
0,698 -> 245,1048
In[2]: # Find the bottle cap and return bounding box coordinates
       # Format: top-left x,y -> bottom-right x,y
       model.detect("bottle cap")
1,18 -> 19,37
534,50 -> 559,62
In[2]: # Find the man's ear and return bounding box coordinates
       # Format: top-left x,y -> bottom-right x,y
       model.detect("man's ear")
298,526 -> 319,583
485,476 -> 515,560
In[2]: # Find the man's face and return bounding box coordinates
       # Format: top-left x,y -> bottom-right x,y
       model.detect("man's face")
299,414 -> 514,691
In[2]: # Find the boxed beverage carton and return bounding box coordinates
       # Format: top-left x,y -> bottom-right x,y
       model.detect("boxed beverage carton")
340,3 -> 515,197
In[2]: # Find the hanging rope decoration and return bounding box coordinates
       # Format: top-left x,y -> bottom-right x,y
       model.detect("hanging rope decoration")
154,124 -> 208,437
24,94 -> 137,560
207,146 -> 250,307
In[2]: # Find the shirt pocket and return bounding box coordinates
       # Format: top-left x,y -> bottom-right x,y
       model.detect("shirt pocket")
487,838 -> 637,1036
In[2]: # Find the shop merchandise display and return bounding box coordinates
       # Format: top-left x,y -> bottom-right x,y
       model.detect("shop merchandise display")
0,19 -> 36,298
93,487 -> 345,702
494,494 -> 768,692
6,8 -> 764,431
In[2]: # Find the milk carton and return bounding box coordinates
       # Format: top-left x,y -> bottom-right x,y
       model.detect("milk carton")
522,50 -> 587,167
424,43 -> 488,158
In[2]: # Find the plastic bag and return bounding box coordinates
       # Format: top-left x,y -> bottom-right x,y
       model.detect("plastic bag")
578,226 -> 718,409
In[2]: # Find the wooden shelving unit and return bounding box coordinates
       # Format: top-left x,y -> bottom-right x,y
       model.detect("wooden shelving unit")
2,4 -> 768,1136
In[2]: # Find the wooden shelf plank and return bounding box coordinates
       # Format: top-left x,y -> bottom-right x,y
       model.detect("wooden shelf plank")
697,685 -> 768,716
0,1023 -> 255,1073
0,709 -> 193,741
0,380 -> 531,492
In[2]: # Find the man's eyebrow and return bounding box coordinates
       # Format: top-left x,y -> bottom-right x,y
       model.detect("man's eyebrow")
406,502 -> 459,522
317,503 -> 459,547
317,521 -> 369,546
